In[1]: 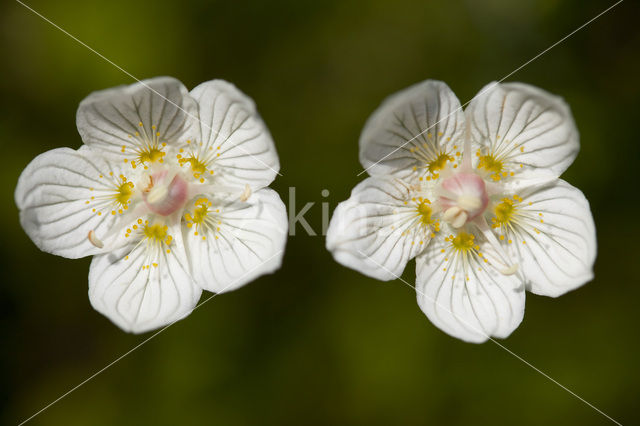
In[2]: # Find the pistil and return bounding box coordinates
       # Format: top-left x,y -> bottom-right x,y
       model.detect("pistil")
142,171 -> 189,216
438,172 -> 489,227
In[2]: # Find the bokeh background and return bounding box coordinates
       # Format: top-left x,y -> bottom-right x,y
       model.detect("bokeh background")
1,0 -> 639,424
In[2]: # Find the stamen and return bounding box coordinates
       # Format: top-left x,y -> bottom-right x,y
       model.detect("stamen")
442,207 -> 468,228
499,263 -> 519,276
240,184 -> 252,202
87,230 -> 104,248
140,173 -> 153,192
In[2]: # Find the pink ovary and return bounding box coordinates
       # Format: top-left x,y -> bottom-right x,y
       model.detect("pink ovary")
143,172 -> 189,216
438,172 -> 489,221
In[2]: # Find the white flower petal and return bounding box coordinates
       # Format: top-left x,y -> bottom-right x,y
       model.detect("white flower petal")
466,82 -> 579,179
183,188 -> 287,294
76,77 -> 197,157
187,80 -> 279,190
326,177 -> 435,281
359,80 -> 466,180
494,179 -> 596,297
89,224 -> 201,333
416,230 -> 525,343
15,147 -> 135,259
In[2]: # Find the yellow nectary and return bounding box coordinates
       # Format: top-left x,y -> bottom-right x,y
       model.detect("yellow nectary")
493,198 -> 515,225
139,147 -> 165,164
142,172 -> 189,216
428,152 -> 454,174
451,232 -> 475,252
417,201 -> 434,225
143,223 -> 168,242
115,181 -> 134,208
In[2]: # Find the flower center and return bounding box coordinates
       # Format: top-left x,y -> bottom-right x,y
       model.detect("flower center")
179,155 -> 207,175
438,172 -> 489,228
477,154 -> 502,173
139,147 -> 166,164
142,170 -> 189,216
477,153 -> 507,181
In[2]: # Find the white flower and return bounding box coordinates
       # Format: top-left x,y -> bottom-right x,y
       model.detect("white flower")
326,80 -> 596,343
16,77 -> 288,333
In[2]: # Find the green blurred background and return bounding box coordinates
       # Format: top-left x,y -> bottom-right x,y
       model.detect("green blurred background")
1,0 -> 639,424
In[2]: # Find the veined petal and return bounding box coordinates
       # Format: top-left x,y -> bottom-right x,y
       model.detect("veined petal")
15,147 -> 137,259
359,80 -> 465,181
489,179 -> 596,297
326,177 -> 437,281
76,77 -> 197,160
89,223 -> 201,333
184,80 -> 279,190
416,229 -> 525,343
466,82 -> 579,180
182,188 -> 287,294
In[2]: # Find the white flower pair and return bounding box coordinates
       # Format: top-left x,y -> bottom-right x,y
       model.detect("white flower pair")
16,77 -> 596,342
